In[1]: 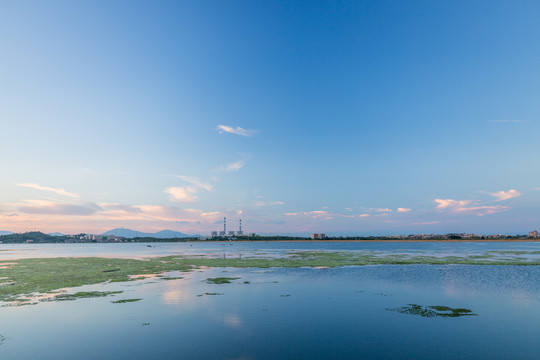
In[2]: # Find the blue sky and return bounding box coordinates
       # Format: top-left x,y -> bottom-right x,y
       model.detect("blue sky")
1,0 -> 539,235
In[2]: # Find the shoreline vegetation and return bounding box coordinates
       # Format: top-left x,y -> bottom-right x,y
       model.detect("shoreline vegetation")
0,231 -> 537,244
1,249 -> 540,304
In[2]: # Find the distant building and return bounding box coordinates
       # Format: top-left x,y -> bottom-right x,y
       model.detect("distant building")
84,234 -> 125,242
529,230 -> 539,239
311,233 -> 326,240
211,231 -> 218,237
228,231 -> 235,236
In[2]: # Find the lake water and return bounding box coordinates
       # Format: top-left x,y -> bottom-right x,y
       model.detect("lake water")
1,242 -> 539,359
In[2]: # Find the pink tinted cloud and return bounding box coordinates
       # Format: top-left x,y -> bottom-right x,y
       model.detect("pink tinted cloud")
489,189 -> 521,201
433,198 -> 509,216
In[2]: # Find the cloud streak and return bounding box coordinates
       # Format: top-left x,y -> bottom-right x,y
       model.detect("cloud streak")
16,183 -> 79,198
217,125 -> 257,137
165,175 -> 214,203
223,160 -> 245,172
489,189 -> 521,201
175,175 -> 213,191
18,200 -> 101,215
433,198 -> 509,216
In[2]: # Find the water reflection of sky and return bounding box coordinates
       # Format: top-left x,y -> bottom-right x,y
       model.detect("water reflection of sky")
1,263 -> 540,359
2,241 -> 540,261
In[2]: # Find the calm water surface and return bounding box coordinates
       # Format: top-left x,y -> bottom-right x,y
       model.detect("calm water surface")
2,240 -> 540,259
1,242 -> 539,359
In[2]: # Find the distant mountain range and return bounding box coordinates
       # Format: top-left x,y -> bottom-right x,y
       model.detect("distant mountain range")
101,228 -> 196,239
0,231 -> 13,236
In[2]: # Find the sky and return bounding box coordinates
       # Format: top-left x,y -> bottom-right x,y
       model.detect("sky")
1,0 -> 539,236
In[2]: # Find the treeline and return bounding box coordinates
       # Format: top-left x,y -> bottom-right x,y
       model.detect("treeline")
0,232 -> 529,244
0,232 -> 67,243
0,232 -> 199,243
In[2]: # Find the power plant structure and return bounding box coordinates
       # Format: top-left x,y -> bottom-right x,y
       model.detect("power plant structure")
211,217 -> 248,238
237,219 -> 244,236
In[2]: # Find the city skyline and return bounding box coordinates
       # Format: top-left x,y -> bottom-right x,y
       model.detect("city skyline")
1,1 -> 540,235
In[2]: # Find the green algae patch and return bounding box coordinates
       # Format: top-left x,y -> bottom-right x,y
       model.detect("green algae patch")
54,291 -> 123,301
0,257 -> 193,302
206,277 -> 240,284
387,304 -> 477,318
161,276 -> 183,281
112,298 -> 142,304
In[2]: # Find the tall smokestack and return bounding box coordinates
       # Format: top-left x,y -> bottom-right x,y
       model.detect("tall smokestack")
224,217 -> 226,233
239,219 -> 242,232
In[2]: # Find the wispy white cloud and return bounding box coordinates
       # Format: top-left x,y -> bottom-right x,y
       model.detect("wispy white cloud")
254,201 -> 266,208
374,208 -> 392,213
175,175 -> 213,191
16,183 -> 79,198
217,125 -> 257,137
434,199 -> 473,209
255,201 -> 285,207
411,221 -> 440,225
454,205 -> 510,216
164,175 -> 213,204
184,209 -> 221,218
433,198 -> 509,216
223,160 -> 245,172
284,210 -> 353,220
18,199 -> 101,215
164,187 -> 198,203
358,214 -> 370,218
285,210 -> 329,218
397,208 -> 411,213
308,211 -> 329,217
98,203 -> 143,213
489,189 -> 521,201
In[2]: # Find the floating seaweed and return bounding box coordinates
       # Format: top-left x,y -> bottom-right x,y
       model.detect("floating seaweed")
197,292 -> 223,297
111,298 -> 142,304
53,291 -> 123,301
387,304 -> 477,318
206,277 -> 240,284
